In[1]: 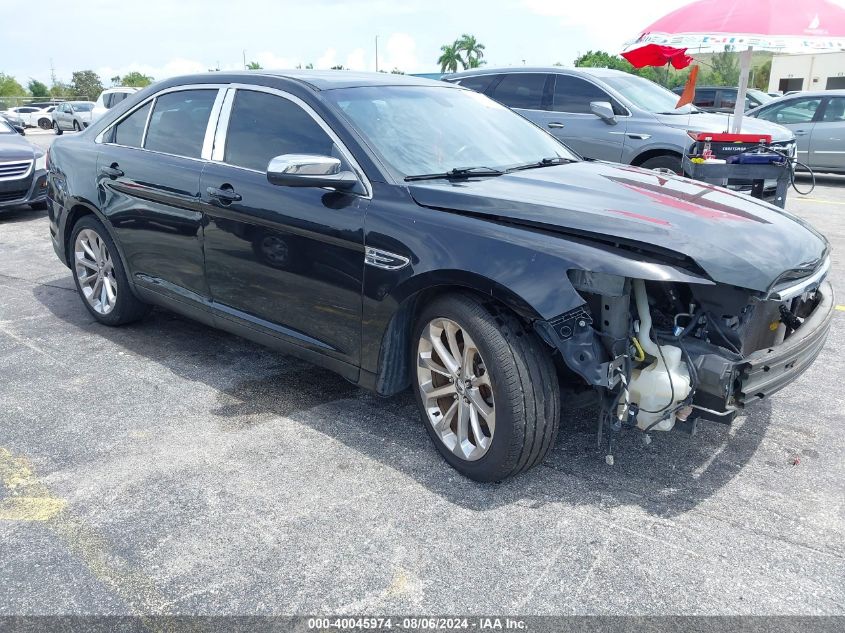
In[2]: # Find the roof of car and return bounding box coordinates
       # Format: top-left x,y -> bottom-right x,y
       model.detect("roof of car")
446,66 -> 633,79
774,89 -> 845,98
168,70 -> 455,91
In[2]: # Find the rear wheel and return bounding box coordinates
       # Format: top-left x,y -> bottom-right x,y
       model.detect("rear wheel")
38,118 -> 51,130
53,121 -> 62,135
639,154 -> 683,175
412,294 -> 560,482
70,216 -> 149,325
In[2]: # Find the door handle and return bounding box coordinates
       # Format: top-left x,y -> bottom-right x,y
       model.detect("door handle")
794,130 -> 808,136
206,186 -> 242,204
547,122 -> 565,129
99,164 -> 123,179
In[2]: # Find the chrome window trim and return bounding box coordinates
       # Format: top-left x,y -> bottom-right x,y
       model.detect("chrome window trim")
209,84 -> 372,199
201,89 -> 229,160
96,84 -> 226,161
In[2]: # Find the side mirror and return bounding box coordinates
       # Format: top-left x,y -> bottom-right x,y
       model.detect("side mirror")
13,124 -> 25,135
590,100 -> 617,124
267,154 -> 359,190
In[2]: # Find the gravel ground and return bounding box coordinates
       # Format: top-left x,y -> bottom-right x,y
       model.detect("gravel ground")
1,131 -> 844,617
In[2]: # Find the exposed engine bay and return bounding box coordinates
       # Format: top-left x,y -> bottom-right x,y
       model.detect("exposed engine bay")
536,266 -> 833,463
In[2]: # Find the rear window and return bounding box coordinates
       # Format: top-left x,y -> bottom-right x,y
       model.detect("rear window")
490,73 -> 546,110
456,75 -> 498,94
144,90 -> 217,158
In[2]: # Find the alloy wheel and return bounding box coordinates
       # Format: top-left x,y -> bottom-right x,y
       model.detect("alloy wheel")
74,229 -> 117,315
417,317 -> 496,461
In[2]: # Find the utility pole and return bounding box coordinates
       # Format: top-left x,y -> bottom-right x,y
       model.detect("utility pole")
243,50 -> 247,70
375,36 -> 379,72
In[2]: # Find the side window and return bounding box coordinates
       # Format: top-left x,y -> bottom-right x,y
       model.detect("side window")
112,92 -> 128,105
103,93 -> 115,108
112,101 -> 152,147
718,90 -> 737,109
144,90 -> 217,158
223,90 -> 336,172
821,97 -> 845,122
490,73 -> 547,110
552,75 -> 618,114
457,75 -> 498,94
756,98 -> 822,124
695,89 -> 717,108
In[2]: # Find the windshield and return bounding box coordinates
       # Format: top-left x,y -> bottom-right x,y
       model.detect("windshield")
72,102 -> 94,111
600,74 -> 699,114
324,86 -> 577,178
746,89 -> 775,106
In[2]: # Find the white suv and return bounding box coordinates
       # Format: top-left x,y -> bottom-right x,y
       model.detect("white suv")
92,87 -> 139,121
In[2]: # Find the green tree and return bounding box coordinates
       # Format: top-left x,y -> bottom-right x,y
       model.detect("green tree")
330,65 -> 345,70
120,71 -> 154,87
305,63 -> 314,69
246,61 -> 262,70
49,81 -> 72,98
70,70 -> 103,100
0,73 -> 27,98
390,68 -> 405,75
708,45 -> 740,86
752,59 -> 771,90
574,50 -> 681,87
438,42 -> 463,73
110,75 -> 121,86
28,78 -> 49,97
457,34 -> 485,69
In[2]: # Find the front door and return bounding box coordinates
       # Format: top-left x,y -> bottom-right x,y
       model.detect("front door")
98,88 -> 221,303
754,96 -> 824,165
200,87 -> 367,366
811,96 -> 845,172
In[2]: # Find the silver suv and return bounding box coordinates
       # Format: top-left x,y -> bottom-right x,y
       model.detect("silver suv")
445,67 -> 794,173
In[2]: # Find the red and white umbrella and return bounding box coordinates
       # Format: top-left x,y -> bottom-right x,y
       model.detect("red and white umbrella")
622,0 -> 845,131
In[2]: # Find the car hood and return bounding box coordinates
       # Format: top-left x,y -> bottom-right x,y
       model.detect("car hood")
408,161 -> 827,292
0,135 -> 38,161
653,110 -> 794,142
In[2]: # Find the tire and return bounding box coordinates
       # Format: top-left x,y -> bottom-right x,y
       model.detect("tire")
38,118 -> 51,130
638,154 -> 683,175
53,121 -> 62,135
69,216 -> 149,326
73,120 -> 80,132
412,294 -> 560,482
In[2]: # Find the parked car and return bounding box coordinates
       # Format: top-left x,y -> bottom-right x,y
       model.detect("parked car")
92,87 -> 140,121
34,106 -> 57,130
745,90 -> 845,173
4,106 -> 45,127
46,71 -> 833,481
670,85 -> 775,112
0,114 -> 25,135
52,101 -> 95,134
1,109 -> 26,128
444,67 -> 794,175
0,116 -> 47,211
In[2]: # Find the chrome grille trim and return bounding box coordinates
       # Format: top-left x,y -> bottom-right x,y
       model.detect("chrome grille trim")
0,159 -> 33,181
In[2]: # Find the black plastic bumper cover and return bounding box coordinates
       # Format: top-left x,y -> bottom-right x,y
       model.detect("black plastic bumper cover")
737,280 -> 835,407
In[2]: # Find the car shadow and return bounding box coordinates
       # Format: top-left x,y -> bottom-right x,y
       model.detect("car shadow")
33,280 -> 769,519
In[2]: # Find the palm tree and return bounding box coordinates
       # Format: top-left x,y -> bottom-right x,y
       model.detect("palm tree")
438,42 -> 463,73
458,34 -> 485,69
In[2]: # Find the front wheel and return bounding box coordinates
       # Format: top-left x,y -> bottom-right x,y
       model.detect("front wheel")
639,154 -> 683,175
53,121 -> 62,135
412,295 -> 560,482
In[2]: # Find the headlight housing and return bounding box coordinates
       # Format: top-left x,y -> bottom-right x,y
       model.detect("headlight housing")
34,152 -> 46,171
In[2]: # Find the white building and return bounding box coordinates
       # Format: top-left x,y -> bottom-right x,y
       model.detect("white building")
768,51 -> 845,93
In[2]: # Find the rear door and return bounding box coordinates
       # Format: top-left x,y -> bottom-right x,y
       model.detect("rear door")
97,86 -> 223,304
199,86 -> 368,366
810,96 -> 845,171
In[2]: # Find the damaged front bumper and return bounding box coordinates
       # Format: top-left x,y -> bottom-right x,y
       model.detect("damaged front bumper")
693,280 -> 834,421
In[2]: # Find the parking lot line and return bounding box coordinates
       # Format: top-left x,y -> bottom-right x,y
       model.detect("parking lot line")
836,305 -> 845,312
0,448 -> 67,521
800,198 -> 845,206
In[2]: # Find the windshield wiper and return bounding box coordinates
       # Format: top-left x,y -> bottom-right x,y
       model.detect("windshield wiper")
506,156 -> 574,172
404,166 -> 505,182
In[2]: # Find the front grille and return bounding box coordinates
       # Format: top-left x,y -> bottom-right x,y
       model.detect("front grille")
0,160 -> 33,181
0,189 -> 28,202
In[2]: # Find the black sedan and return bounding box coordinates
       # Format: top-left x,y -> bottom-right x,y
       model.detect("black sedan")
0,116 -> 48,211
46,71 -> 833,481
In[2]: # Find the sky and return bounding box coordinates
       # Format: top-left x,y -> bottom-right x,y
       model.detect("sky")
1,0 -> 694,86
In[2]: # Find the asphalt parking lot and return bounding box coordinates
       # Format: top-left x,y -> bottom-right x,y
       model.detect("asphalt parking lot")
1,129 -> 844,617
